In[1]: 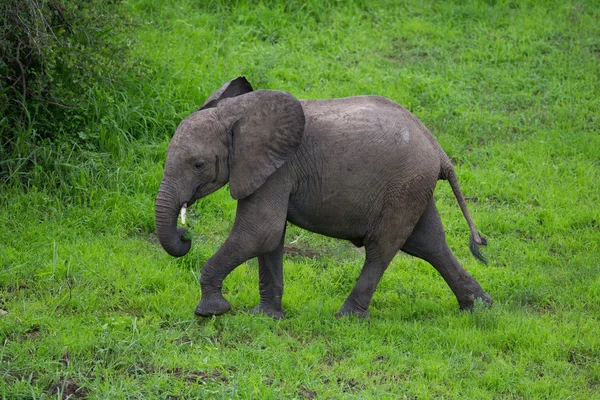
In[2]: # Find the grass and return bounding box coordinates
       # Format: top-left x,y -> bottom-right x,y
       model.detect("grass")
1,0 -> 599,398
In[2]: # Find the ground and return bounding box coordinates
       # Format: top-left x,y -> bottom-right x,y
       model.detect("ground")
1,0 -> 599,398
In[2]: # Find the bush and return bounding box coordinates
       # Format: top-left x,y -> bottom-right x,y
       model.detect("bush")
0,0 -> 144,184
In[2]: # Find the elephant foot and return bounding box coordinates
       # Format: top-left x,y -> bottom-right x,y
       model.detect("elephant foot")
458,291 -> 493,311
250,303 -> 285,320
195,293 -> 231,317
335,303 -> 370,319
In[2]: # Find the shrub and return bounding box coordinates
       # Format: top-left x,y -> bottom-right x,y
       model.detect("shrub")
0,0 -> 143,184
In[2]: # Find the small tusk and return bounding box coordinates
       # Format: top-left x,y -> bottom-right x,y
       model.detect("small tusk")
180,203 -> 187,225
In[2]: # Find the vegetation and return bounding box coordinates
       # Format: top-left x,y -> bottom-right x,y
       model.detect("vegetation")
1,0 -> 599,398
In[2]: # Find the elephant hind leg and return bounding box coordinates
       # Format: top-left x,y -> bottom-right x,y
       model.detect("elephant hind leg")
336,241 -> 398,318
401,198 -> 491,310
336,199 -> 424,318
251,227 -> 286,319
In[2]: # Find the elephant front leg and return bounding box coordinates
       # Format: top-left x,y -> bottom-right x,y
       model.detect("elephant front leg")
251,228 -> 286,319
195,232 -> 265,317
195,182 -> 290,317
195,248 -> 246,317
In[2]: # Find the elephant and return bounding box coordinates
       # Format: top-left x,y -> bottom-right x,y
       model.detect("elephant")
155,76 -> 491,319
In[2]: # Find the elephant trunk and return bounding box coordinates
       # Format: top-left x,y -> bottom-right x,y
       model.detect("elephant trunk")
155,182 -> 191,257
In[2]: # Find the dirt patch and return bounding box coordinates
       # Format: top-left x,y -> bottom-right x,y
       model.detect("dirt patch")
168,368 -> 228,384
169,334 -> 193,346
367,370 -> 411,384
337,378 -> 365,393
51,379 -> 89,400
60,351 -> 70,368
567,345 -> 597,366
283,246 -> 321,259
23,326 -> 41,340
264,376 -> 275,386
298,386 -> 317,399
372,354 -> 388,363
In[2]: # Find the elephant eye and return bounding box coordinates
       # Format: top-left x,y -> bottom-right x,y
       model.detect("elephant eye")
194,161 -> 205,169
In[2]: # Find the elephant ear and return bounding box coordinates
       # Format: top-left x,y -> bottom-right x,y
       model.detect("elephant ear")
217,90 -> 305,200
199,76 -> 254,110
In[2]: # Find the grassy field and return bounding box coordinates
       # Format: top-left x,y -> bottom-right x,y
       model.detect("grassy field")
1,0 -> 599,398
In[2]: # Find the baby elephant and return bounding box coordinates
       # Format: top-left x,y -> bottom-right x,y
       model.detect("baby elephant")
155,77 -> 491,319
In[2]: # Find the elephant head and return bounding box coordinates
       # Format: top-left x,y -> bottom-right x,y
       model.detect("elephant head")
155,77 -> 306,257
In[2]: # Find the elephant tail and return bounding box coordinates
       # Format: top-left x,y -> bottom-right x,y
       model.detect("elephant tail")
443,164 -> 488,264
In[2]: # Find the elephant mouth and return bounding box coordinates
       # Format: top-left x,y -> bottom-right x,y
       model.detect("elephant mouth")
187,181 -> 226,208
184,184 -> 203,209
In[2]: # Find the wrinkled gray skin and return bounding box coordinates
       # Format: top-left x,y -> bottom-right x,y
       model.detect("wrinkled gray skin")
155,77 -> 491,319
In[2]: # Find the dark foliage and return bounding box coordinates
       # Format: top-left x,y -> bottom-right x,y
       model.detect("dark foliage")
0,0 -> 141,182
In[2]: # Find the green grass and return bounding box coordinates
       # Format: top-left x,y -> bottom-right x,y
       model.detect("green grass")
1,0 -> 599,398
